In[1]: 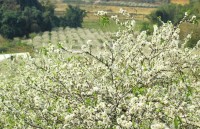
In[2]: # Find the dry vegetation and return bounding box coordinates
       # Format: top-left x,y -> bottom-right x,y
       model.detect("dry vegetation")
43,0 -> 189,21
55,3 -> 156,21
170,0 -> 189,5
0,35 -> 7,45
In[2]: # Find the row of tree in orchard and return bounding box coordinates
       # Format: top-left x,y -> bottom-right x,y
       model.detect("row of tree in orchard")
0,0 -> 86,39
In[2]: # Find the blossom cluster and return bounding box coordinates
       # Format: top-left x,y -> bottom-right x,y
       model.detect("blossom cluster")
0,10 -> 200,129
95,10 -> 108,16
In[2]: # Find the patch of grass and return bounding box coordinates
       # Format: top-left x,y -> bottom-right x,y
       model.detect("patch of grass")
29,33 -> 38,39
135,20 -> 153,34
83,19 -> 153,34
82,20 -> 119,32
0,36 -> 9,53
0,35 -> 8,44
0,41 -> 33,54
179,22 -> 200,48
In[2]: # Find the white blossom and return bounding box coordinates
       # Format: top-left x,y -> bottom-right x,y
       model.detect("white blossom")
96,10 -> 107,16
0,9 -> 200,129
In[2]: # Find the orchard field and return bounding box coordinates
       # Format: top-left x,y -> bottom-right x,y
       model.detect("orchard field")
24,27 -> 111,51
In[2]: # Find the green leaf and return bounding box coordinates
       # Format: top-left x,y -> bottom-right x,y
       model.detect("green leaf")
67,107 -> 72,113
186,86 -> 193,100
67,57 -> 72,62
85,98 -> 92,106
100,15 -> 110,26
41,47 -> 48,55
174,116 -> 182,129
57,43 -> 63,49
132,87 -> 147,96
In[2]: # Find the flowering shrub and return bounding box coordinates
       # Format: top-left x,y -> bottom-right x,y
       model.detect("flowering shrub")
0,10 -> 200,129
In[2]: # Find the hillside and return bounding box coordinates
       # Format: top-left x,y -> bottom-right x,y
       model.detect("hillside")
64,0 -> 170,3
63,0 -> 169,7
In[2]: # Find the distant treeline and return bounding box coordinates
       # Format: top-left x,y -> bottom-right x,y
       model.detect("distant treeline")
64,0 -> 170,3
0,0 -> 86,39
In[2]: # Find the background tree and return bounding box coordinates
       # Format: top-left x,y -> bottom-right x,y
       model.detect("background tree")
60,5 -> 86,28
147,1 -> 200,48
42,3 -> 60,30
148,1 -> 200,25
0,0 -> 86,39
0,11 -> 20,39
0,0 -> 19,10
16,0 -> 43,11
0,8 -> 2,27
19,7 -> 43,37
189,0 -> 200,19
148,4 -> 187,25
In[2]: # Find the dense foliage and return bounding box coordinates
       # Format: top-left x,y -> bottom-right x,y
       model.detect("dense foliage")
0,10 -> 200,128
147,1 -> 200,48
60,5 -> 86,28
148,4 -> 187,25
148,1 -> 200,25
0,0 -> 86,39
